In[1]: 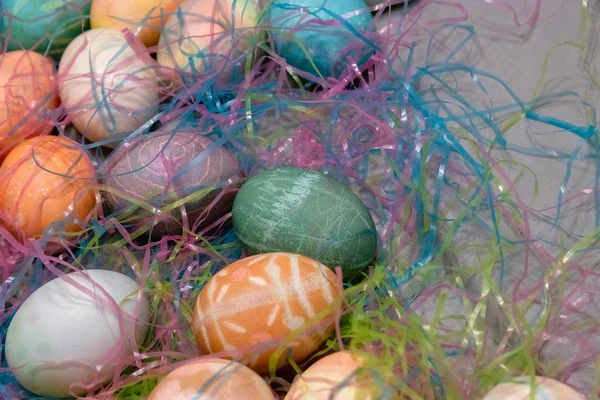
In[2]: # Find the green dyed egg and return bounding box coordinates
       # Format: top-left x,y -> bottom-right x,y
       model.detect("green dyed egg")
232,167 -> 377,277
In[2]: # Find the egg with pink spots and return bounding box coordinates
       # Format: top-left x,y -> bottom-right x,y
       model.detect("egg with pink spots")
192,252 -> 340,373
4,269 -> 150,398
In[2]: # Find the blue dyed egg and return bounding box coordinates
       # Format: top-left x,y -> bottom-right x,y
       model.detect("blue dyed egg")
1,0 -> 90,57
265,0 -> 374,78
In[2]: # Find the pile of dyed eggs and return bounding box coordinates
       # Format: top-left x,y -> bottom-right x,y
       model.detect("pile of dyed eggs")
0,0 -> 589,399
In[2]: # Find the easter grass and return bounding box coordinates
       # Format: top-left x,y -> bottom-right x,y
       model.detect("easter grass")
107,252 -> 548,400
2,0 -> 600,398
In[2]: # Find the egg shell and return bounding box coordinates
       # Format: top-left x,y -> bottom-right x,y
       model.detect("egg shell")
285,351 -> 379,400
91,0 -> 183,47
232,167 -> 377,278
103,130 -> 241,235
266,0 -> 374,78
0,136 -> 97,238
5,269 -> 151,398
483,377 -> 585,400
148,358 -> 275,400
58,28 -> 159,148
0,51 -> 59,161
192,252 -> 339,373
157,0 -> 259,84
1,0 -> 90,57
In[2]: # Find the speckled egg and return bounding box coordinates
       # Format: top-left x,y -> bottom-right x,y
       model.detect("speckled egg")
1,0 -> 90,57
148,358 -> 274,400
232,167 -> 377,278
58,29 -> 159,148
91,0 -> 182,47
103,130 -> 241,235
0,136 -> 97,238
157,0 -> 259,84
286,351 -> 379,400
0,51 -> 59,161
192,252 -> 339,373
5,269 -> 151,398
265,0 -> 374,77
483,377 -> 584,400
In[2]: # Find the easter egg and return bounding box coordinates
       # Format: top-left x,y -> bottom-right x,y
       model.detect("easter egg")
58,29 -> 159,148
192,252 -> 339,373
285,351 -> 379,400
0,136 -> 96,238
5,269 -> 151,398
103,130 -> 241,235
148,358 -> 274,399
265,0 -> 374,78
91,0 -> 182,47
232,167 -> 377,278
0,0 -> 90,57
482,377 -> 584,400
157,0 -> 259,84
0,51 -> 59,161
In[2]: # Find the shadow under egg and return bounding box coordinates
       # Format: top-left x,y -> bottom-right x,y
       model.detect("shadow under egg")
105,183 -> 241,241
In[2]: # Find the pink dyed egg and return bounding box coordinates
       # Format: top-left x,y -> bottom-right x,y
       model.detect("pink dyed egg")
192,252 -> 340,373
483,377 -> 584,400
148,358 -> 274,400
58,29 -> 159,148
103,130 -> 241,235
285,351 -> 380,400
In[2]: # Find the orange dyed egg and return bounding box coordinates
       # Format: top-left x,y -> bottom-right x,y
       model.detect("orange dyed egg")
0,136 -> 97,238
148,358 -> 274,400
90,0 -> 182,47
0,51 -> 59,161
192,252 -> 339,373
285,351 -> 380,400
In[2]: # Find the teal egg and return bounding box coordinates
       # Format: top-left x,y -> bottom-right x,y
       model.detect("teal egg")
265,0 -> 374,78
1,0 -> 90,58
232,167 -> 377,277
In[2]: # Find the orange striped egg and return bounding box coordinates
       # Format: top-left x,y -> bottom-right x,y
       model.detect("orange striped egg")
192,253 -> 339,373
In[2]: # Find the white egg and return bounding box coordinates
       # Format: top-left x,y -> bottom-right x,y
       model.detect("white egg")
483,376 -> 584,400
58,29 -> 159,148
156,0 -> 259,86
5,269 -> 151,398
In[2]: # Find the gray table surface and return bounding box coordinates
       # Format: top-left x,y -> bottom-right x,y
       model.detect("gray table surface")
376,1 -> 600,396
381,0 -> 598,239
